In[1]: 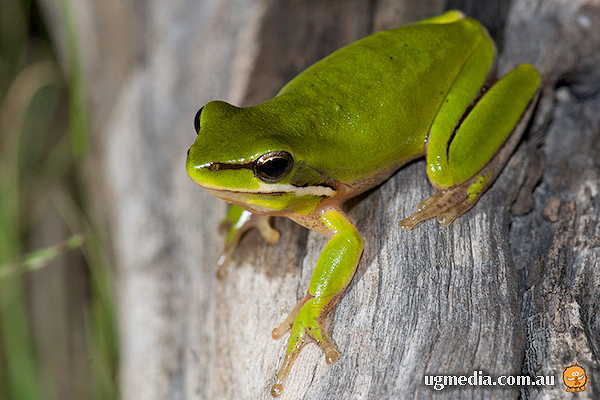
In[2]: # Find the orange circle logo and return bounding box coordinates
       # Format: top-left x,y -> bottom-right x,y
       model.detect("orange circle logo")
563,364 -> 587,392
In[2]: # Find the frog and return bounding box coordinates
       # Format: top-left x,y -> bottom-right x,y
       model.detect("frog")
186,10 -> 540,397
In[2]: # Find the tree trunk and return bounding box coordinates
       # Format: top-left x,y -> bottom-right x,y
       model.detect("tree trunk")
39,0 -> 600,398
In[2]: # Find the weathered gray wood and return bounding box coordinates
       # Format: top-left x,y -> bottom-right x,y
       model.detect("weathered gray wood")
502,2 -> 600,398
39,0 -> 599,398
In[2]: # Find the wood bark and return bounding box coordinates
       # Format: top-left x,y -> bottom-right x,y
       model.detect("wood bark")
39,0 -> 600,398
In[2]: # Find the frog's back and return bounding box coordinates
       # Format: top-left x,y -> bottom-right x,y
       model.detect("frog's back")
265,16 -> 494,183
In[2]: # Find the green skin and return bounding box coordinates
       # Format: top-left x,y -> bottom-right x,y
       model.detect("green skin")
186,10 -> 540,397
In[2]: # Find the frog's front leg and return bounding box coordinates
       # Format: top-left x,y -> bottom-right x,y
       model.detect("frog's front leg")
217,204 -> 280,279
270,207 -> 363,397
400,63 -> 541,229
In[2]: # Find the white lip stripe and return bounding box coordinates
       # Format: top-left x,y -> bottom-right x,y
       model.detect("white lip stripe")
200,182 -> 336,197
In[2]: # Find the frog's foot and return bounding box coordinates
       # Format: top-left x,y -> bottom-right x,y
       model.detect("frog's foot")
399,175 -> 484,230
270,294 -> 340,397
217,205 -> 279,279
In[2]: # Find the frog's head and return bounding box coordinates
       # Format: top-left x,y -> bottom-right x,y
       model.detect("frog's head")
186,100 -> 336,214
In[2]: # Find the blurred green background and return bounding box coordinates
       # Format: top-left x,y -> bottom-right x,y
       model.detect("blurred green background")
0,0 -> 118,399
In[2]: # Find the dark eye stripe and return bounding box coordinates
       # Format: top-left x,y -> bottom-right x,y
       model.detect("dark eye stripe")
206,162 -> 253,171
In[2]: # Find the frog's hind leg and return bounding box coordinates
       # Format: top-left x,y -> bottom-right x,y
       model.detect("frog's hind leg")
400,64 -> 541,230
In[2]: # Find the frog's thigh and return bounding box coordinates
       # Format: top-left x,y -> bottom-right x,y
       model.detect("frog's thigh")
401,64 -> 540,229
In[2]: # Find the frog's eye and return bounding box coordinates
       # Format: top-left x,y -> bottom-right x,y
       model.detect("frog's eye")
194,107 -> 204,134
253,151 -> 294,183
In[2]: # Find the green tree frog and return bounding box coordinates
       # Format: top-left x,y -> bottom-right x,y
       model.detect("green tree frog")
186,11 -> 540,397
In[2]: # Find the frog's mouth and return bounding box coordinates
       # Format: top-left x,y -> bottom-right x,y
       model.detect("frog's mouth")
200,182 -> 337,198
201,186 -> 285,205
200,184 -> 336,215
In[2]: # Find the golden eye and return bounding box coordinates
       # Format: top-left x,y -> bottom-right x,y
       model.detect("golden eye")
254,151 -> 294,183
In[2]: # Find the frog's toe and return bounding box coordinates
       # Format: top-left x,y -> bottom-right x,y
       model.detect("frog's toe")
216,244 -> 236,280
322,340 -> 340,364
272,294 -> 309,339
256,216 -> 280,244
435,198 -> 476,226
